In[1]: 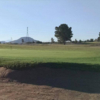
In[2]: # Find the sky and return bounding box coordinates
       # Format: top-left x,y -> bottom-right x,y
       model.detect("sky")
0,0 -> 100,42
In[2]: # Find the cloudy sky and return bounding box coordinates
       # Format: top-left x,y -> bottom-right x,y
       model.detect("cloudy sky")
0,0 -> 100,41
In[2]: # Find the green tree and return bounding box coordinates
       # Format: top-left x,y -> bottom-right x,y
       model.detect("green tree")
75,39 -> 77,43
36,41 -> 42,44
87,39 -> 90,42
98,32 -> 100,42
98,37 -> 100,41
22,39 -> 24,43
51,38 -> 55,43
79,40 -> 82,43
90,39 -> 94,42
55,24 -> 73,45
99,32 -> 100,37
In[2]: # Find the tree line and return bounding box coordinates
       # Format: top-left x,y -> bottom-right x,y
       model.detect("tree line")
50,23 -> 100,44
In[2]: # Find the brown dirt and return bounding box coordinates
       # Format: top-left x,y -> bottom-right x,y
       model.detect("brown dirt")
0,67 -> 100,100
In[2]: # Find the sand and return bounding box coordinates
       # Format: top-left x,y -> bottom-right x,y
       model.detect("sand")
0,67 -> 100,100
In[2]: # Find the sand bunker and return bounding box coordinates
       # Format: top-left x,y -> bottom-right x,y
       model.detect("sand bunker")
0,67 -> 100,93
0,67 -> 100,100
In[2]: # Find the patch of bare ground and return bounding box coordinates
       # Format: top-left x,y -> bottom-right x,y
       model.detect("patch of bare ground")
0,67 -> 100,100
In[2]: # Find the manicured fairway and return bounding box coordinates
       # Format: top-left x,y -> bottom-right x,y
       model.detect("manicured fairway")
0,44 -> 100,64
0,44 -> 100,70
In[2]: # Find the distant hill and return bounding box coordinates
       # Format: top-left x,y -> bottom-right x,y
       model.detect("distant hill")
0,41 -> 6,44
0,37 -> 39,44
10,37 -> 38,44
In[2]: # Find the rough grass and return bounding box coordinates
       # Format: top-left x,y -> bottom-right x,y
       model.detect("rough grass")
0,43 -> 100,71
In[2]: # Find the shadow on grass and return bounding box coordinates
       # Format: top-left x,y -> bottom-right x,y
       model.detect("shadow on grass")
4,62 -> 100,93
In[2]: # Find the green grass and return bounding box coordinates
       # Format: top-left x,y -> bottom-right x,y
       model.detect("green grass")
0,43 -> 100,71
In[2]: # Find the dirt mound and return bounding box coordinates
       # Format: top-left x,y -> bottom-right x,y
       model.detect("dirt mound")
0,67 -> 13,78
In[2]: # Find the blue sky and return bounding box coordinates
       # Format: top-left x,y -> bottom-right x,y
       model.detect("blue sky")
0,0 -> 100,42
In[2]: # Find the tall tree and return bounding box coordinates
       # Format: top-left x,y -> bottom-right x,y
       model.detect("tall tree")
99,32 -> 100,37
55,24 -> 73,44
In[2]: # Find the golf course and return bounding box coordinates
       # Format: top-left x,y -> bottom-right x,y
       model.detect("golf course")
0,43 -> 100,71
0,43 -> 100,100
